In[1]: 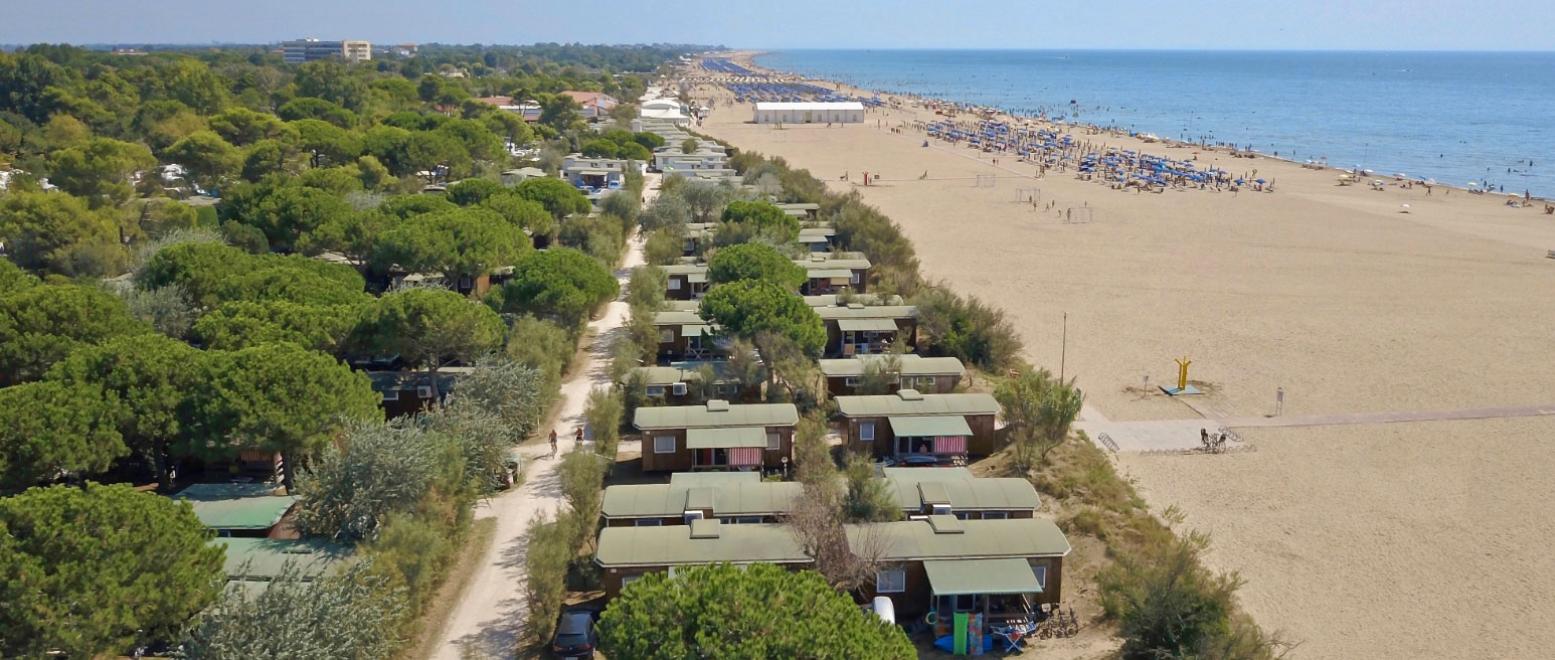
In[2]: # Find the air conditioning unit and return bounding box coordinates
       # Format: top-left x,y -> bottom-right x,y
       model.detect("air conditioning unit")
416,385 -> 434,399
683,510 -> 705,524
931,504 -> 953,516
671,381 -> 688,396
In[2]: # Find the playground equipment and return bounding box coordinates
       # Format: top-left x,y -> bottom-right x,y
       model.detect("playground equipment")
1160,356 -> 1202,396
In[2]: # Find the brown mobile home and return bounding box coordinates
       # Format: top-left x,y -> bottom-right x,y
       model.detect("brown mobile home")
847,516 -> 1071,626
663,263 -> 709,300
814,304 -> 918,358
624,361 -> 759,405
366,368 -> 470,418
818,354 -> 965,396
835,389 -> 1001,462
633,400 -> 799,472
796,252 -> 871,295
595,520 -> 812,598
652,310 -> 716,362
880,467 -> 1038,520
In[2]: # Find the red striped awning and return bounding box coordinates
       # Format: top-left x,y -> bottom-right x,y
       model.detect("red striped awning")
933,436 -> 967,455
728,447 -> 764,466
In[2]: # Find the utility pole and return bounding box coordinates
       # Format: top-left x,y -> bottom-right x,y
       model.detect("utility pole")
1059,312 -> 1068,382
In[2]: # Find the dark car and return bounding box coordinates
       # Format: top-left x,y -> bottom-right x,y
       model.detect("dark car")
552,610 -> 597,658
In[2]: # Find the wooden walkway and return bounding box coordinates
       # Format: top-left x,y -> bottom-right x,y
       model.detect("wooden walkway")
1081,403 -> 1555,453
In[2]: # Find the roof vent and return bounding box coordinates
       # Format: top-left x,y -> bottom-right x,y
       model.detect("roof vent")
897,389 -> 924,401
689,518 -> 722,539
706,399 -> 731,412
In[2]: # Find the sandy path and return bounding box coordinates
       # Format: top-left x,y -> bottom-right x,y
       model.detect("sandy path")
689,56 -> 1555,658
429,178 -> 653,660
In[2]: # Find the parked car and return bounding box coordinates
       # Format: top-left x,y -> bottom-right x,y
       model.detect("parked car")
552,610 -> 597,658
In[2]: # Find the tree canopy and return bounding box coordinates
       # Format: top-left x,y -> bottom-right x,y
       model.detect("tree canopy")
491,247 -> 619,328
719,199 -> 801,244
513,176 -> 591,219
44,334 -> 203,489
0,380 -> 124,492
597,563 -> 914,659
699,280 -> 826,356
190,343 -> 379,487
0,282 -> 150,385
350,287 -> 505,374
372,207 -> 529,280
707,243 -> 806,290
0,483 -> 224,658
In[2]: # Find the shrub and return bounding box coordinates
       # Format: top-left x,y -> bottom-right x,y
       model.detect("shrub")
183,561 -> 407,659
642,226 -> 684,265
913,286 -> 1023,372
293,423 -> 445,542
523,512 -> 579,645
584,387 -> 623,460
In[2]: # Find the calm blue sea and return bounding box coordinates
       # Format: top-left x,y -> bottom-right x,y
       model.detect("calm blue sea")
756,50 -> 1555,197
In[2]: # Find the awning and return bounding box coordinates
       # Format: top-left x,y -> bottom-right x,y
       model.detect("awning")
925,558 -> 1043,596
809,268 -> 854,279
686,427 -> 768,449
728,447 -> 764,466
687,273 -> 708,284
681,324 -> 711,337
837,318 -> 900,333
889,416 -> 972,438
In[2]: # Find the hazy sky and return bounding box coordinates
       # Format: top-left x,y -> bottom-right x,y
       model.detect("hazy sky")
4,0 -> 1552,50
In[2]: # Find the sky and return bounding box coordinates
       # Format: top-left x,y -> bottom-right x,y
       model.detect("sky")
4,0 -> 1553,51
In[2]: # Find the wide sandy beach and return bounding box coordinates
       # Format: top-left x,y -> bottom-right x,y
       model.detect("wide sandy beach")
691,53 -> 1555,658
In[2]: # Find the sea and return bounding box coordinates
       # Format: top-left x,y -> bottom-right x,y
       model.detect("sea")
756,50 -> 1555,198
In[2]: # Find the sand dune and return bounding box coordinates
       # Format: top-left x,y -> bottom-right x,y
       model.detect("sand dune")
694,59 -> 1555,658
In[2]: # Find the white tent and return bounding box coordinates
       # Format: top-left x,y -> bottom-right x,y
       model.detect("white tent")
753,102 -> 864,125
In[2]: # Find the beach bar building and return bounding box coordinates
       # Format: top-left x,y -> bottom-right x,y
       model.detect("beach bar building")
835,390 -> 1002,463
848,517 -> 1070,632
633,400 -> 799,472
753,101 -> 865,124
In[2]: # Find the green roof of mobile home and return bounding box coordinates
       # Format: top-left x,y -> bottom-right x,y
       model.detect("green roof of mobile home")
882,471 -> 1041,512
818,355 -> 965,378
834,390 -> 999,418
601,479 -> 802,519
814,305 -> 916,321
596,521 -> 810,567
924,558 -> 1044,596
634,401 -> 798,430
213,538 -> 348,581
173,483 -> 297,531
653,310 -> 705,326
846,518 -> 1070,561
663,263 -> 709,276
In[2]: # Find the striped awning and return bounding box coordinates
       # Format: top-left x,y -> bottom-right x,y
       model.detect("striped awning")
728,447 -> 764,466
933,436 -> 968,455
